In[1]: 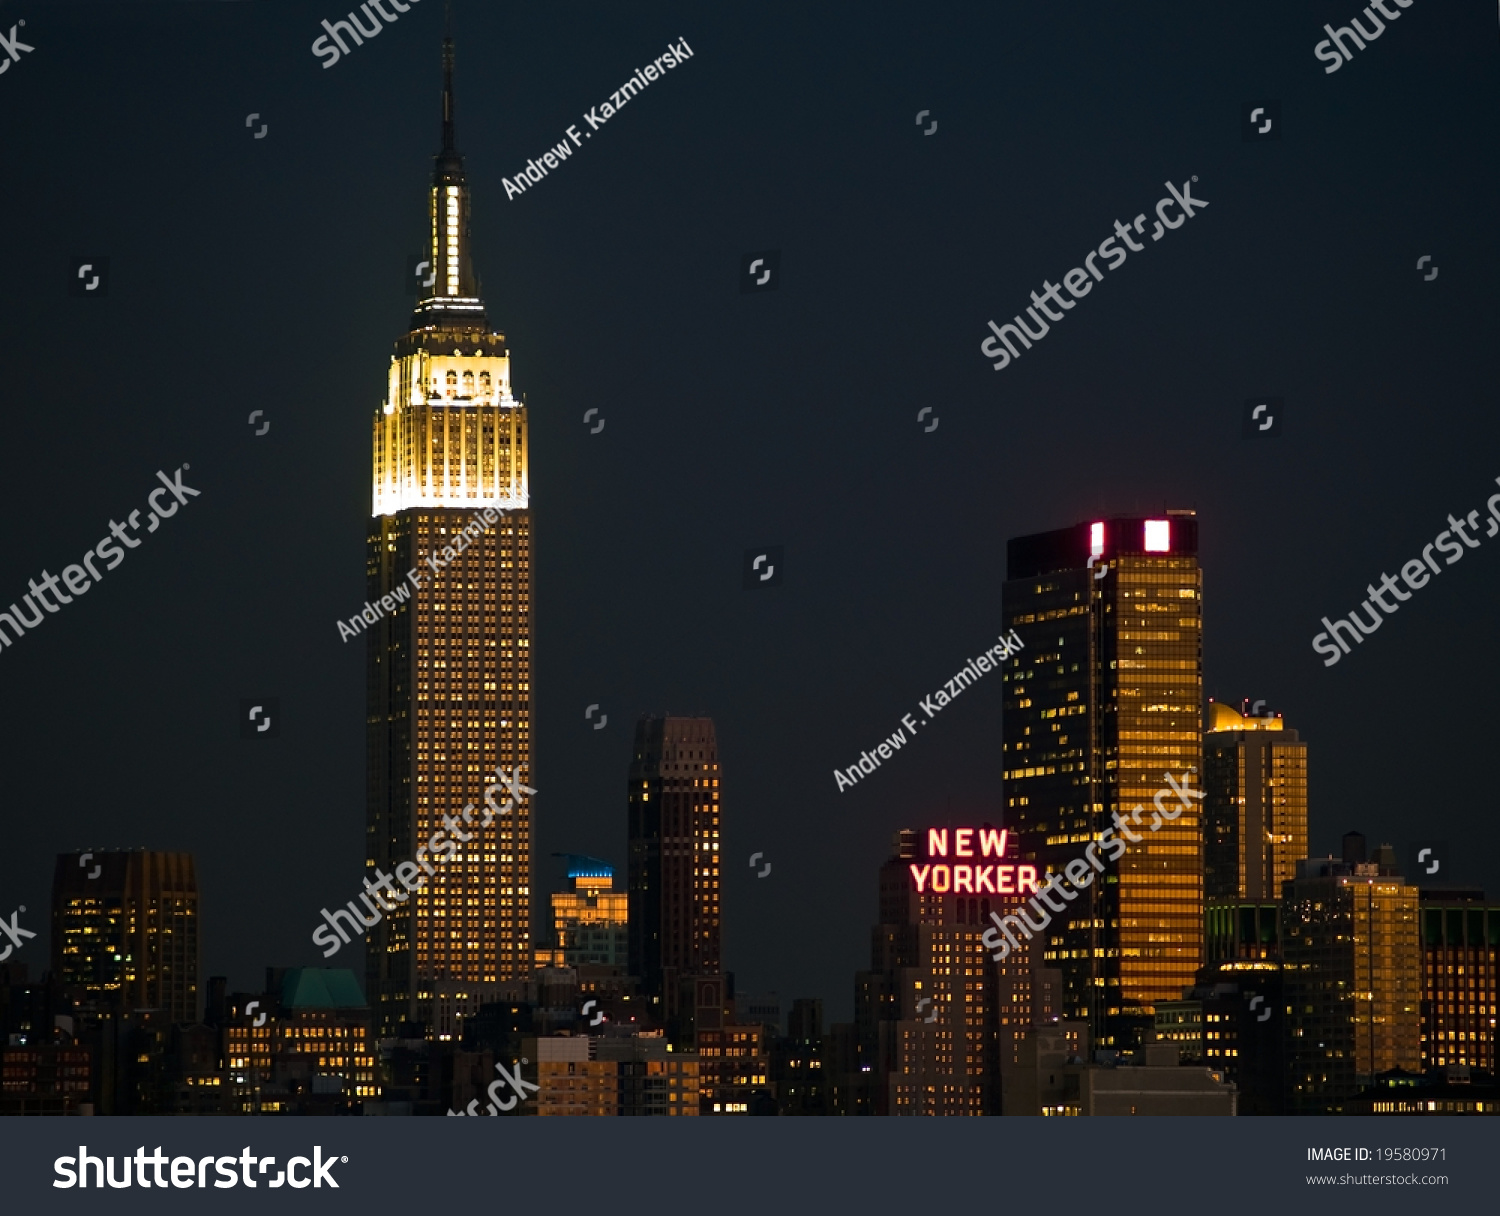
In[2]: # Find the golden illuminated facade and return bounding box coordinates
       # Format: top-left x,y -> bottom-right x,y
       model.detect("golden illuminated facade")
1419,896 -> 1499,1073
50,851 -> 199,1022
605,1038 -> 700,1115
367,39 -> 532,1038
523,1034 -> 701,1116
527,1038 -> 616,1116
1203,701 -> 1308,901
1284,858 -> 1421,1112
1003,513 -> 1203,1048
698,1023 -> 771,1115
546,862 -> 629,969
224,970 -> 377,1114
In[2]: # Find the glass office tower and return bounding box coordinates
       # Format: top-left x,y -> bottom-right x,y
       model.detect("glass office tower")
1002,512 -> 1203,1048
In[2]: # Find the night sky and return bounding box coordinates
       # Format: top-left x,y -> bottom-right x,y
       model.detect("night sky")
2,0 -> 1498,1023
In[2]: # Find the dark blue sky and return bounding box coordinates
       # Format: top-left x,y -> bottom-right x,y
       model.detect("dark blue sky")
2,0 -> 1498,1021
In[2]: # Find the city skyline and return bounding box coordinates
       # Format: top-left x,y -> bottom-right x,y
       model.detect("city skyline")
2,0 -> 1498,1040
9,495 -> 1476,1029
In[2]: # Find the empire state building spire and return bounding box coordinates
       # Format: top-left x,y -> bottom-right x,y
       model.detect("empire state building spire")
374,31 -> 526,518
441,34 -> 457,156
364,31 -> 534,1040
414,34 -> 484,326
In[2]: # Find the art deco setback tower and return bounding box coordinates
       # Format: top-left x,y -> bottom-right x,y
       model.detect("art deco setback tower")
366,40 -> 532,1038
628,717 -> 721,1027
1002,513 -> 1204,1049
853,826 -> 1058,1116
1203,700 -> 1308,902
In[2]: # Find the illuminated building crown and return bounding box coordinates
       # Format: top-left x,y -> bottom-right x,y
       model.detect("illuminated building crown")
372,35 -> 526,517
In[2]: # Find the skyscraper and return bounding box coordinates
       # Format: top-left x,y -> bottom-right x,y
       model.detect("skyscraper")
1284,854 -> 1421,1112
366,39 -> 533,1038
627,716 -> 721,1027
1002,512 -> 1204,1048
1203,700 -> 1308,901
51,850 -> 199,1023
855,826 -> 1040,1116
1418,891 -> 1499,1073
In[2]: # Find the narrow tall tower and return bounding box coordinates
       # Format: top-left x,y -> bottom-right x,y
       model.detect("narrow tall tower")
627,717 -> 721,1028
1002,513 -> 1204,1049
366,38 -> 533,1039
853,826 -> 1054,1116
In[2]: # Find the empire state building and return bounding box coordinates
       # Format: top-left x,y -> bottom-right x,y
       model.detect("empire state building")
366,39 -> 532,1038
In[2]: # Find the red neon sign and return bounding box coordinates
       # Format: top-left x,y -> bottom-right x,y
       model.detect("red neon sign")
909,827 -> 1037,895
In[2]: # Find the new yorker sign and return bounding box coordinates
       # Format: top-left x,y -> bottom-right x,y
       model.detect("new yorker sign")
909,828 -> 1039,896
